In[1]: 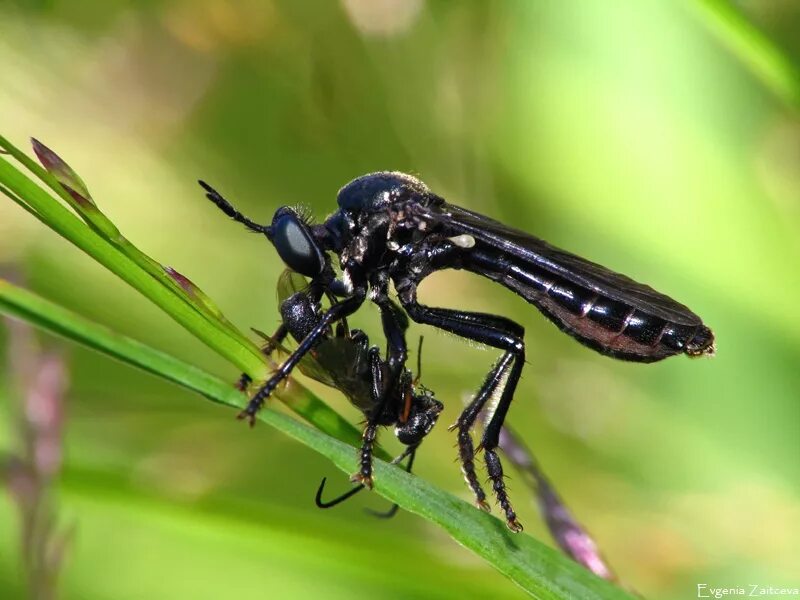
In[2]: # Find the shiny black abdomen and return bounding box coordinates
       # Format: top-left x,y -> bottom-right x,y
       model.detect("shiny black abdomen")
465,250 -> 713,362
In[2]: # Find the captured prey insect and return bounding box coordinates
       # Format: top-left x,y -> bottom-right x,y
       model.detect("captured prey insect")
237,268 -> 443,494
199,172 -> 714,532
313,332 -> 435,517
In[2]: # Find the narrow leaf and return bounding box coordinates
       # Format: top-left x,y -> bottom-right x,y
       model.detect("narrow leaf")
0,151 -> 266,377
0,279 -> 366,452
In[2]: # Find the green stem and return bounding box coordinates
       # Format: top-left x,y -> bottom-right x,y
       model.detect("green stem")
0,134 -> 264,371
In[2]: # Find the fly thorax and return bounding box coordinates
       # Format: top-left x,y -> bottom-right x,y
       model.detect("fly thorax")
345,215 -> 391,270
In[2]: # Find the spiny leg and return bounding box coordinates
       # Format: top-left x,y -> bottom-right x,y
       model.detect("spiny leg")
452,351 -> 514,512
376,296 -> 408,403
351,421 -> 379,489
400,299 -> 525,529
350,347 -> 385,489
236,324 -> 289,392
481,354 -> 525,532
347,300 -> 408,485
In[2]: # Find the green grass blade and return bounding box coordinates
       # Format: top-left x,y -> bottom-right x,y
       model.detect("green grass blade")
0,279 -> 631,600
690,0 -> 800,110
0,155 -> 266,377
0,133 -> 264,368
19,136 -> 251,344
0,278 -> 367,453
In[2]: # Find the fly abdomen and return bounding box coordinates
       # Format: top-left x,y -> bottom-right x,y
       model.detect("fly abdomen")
465,250 -> 713,363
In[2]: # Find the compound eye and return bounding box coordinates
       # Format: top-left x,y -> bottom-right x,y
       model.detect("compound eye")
271,210 -> 324,277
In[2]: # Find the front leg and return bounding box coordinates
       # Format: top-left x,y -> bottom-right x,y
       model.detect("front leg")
236,323 -> 289,392
375,296 -> 408,402
350,346 -> 385,489
348,297 -> 410,487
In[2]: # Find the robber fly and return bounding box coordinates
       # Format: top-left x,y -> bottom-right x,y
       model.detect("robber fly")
200,172 -> 714,531
237,268 -> 442,493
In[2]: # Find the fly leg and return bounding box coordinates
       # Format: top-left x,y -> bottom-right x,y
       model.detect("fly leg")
399,298 -> 525,531
349,346 -> 383,489
350,300 -> 408,488
352,421 -> 380,489
376,296 -> 408,400
236,323 -> 289,392
480,351 -> 525,532
315,444 -> 418,517
452,351 -> 514,513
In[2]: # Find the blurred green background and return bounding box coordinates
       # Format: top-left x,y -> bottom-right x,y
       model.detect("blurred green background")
1,1 -> 799,598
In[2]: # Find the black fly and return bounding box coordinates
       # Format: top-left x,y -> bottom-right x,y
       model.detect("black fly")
200,172 -> 714,531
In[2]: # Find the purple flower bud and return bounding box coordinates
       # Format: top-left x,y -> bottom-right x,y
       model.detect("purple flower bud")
31,138 -> 95,207
164,266 -> 197,296
164,266 -> 226,320
536,475 -> 616,581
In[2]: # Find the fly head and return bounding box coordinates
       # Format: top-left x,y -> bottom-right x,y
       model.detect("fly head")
200,180 -> 329,279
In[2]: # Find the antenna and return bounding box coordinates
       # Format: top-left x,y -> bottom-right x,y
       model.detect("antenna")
198,180 -> 271,234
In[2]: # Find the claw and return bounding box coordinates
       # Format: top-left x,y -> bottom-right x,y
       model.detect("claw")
350,472 -> 374,490
476,499 -> 491,513
235,373 -> 252,392
506,518 -> 524,533
236,409 -> 257,427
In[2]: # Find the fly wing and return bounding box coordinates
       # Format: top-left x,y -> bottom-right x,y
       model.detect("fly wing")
414,200 -> 702,326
